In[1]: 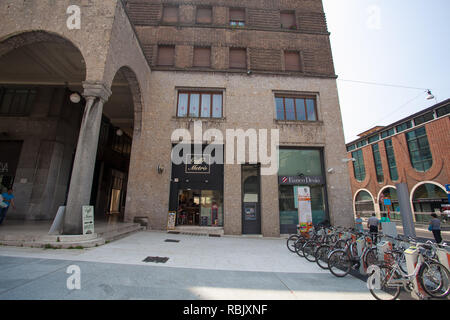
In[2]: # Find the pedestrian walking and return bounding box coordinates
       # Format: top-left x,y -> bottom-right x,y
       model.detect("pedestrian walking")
367,213 -> 380,243
355,213 -> 364,232
428,213 -> 442,244
0,188 -> 15,225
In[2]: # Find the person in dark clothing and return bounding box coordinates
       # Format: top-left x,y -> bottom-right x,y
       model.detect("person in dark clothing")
367,213 -> 380,244
429,213 -> 442,244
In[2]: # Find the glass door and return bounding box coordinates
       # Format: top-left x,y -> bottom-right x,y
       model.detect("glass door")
242,164 -> 261,234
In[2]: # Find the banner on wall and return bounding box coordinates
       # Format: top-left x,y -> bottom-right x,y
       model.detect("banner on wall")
297,186 -> 313,232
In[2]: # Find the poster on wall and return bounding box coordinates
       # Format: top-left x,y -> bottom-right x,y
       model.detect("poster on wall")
82,206 -> 95,235
167,211 -> 176,230
297,186 -> 313,232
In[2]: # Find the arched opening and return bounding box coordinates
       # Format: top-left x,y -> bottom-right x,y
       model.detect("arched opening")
89,66 -> 141,224
354,189 -> 375,218
411,182 -> 447,224
378,187 -> 399,220
0,31 -> 86,223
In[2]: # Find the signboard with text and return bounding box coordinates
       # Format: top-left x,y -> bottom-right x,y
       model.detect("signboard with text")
167,211 -> 176,230
279,175 -> 324,186
185,154 -> 210,174
297,186 -> 313,232
82,206 -> 95,235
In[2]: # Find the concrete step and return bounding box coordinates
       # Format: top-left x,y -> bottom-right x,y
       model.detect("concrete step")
98,223 -> 143,242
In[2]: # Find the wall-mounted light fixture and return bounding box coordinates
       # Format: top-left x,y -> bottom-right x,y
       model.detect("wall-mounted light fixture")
116,128 -> 124,137
69,92 -> 81,104
157,164 -> 165,174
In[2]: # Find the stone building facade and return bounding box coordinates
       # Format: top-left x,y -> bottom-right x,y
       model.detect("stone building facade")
0,0 -> 354,236
346,99 -> 450,224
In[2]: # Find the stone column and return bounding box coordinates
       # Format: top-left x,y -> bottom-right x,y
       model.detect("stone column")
63,82 -> 111,235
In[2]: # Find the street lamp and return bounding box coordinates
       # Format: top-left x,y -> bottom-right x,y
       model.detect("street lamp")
426,90 -> 435,100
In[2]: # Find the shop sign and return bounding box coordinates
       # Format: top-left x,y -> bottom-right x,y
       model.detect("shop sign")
297,186 -> 313,232
82,206 -> 95,235
185,154 -> 210,174
445,184 -> 450,193
279,175 -> 323,185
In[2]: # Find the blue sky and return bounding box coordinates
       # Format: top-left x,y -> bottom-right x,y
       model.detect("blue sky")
322,0 -> 450,143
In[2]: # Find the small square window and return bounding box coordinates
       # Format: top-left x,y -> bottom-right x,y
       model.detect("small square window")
193,47 -> 211,67
162,6 -> 178,24
157,46 -> 175,66
280,11 -> 296,29
196,7 -> 212,24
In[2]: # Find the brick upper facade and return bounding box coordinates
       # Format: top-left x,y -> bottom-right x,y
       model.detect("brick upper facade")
124,0 -> 335,77
346,99 -> 450,217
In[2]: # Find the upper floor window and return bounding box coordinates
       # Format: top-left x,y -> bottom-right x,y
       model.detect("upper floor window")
177,91 -> 223,119
405,127 -> 433,172
352,149 -> 366,182
346,144 -> 356,152
280,11 -> 296,29
196,7 -> 212,24
368,134 -> 380,143
275,96 -> 317,121
0,87 -> 36,116
162,6 -> 178,24
229,8 -> 245,27
193,47 -> 211,68
436,104 -> 450,117
229,48 -> 247,69
372,143 -> 384,183
396,120 -> 412,133
380,128 -> 395,138
384,139 -> 399,181
356,140 -> 367,148
157,45 -> 175,66
284,51 -> 301,72
414,112 -> 434,126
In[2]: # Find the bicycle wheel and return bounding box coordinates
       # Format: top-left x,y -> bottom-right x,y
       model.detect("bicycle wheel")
294,238 -> 307,257
328,249 -> 351,277
369,265 -> 401,301
287,235 -> 299,252
364,247 -> 378,268
315,245 -> 331,269
303,240 -> 318,262
419,262 -> 450,298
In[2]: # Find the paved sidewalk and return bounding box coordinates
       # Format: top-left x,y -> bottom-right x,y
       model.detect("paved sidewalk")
0,231 -> 376,300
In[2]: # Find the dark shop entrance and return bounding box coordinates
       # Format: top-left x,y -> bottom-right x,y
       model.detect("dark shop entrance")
169,144 -> 224,227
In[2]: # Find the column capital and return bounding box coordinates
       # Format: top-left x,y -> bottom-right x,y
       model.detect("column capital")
82,82 -> 112,102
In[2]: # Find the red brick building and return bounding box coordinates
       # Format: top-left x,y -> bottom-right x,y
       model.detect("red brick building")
346,99 -> 450,224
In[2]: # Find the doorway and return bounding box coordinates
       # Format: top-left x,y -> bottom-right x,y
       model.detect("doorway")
242,164 -> 261,234
176,189 -> 223,226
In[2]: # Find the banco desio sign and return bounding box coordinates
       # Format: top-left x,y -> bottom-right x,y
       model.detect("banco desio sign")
278,175 -> 324,185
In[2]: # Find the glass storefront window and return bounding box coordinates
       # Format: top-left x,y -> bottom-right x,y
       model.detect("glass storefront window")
177,189 -> 223,227
278,149 -> 322,176
278,148 -> 328,234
